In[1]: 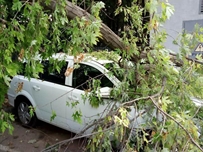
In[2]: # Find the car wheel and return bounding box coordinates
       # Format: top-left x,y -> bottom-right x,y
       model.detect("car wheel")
17,100 -> 37,127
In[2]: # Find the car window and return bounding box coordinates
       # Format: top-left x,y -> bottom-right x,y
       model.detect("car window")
72,63 -> 113,90
104,62 -> 124,81
40,60 -> 68,85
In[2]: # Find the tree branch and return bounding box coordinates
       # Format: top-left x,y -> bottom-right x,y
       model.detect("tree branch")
0,18 -> 20,31
40,0 -> 126,51
38,0 -> 203,66
0,18 -> 7,24
41,120 -> 117,152
150,97 -> 203,151
122,77 -> 167,107
122,76 -> 203,151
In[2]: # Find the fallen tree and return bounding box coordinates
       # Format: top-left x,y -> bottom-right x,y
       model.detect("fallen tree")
40,0 -> 203,66
41,0 -> 126,50
1,0 -> 203,151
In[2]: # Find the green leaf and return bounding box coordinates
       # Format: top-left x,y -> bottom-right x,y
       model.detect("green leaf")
66,101 -> 70,107
3,76 -> 11,86
72,110 -> 82,124
6,63 -> 19,76
147,53 -> 154,64
71,101 -> 79,108
12,0 -> 22,11
1,122 -> 8,133
50,111 -> 57,122
29,106 -> 35,117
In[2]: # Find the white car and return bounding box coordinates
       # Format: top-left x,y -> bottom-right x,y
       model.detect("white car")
7,53 -> 154,134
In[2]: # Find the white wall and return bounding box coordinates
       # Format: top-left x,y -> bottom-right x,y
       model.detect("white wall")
163,0 -> 203,52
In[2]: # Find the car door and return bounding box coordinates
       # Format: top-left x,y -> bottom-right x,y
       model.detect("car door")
30,60 -> 72,129
66,63 -> 115,134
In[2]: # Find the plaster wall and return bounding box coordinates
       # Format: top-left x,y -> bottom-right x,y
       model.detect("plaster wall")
163,0 -> 203,52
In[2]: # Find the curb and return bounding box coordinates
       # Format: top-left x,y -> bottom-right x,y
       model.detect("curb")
0,144 -> 20,152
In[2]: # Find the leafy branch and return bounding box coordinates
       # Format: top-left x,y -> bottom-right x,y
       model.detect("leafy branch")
150,96 -> 203,151
122,76 -> 203,151
42,75 -> 203,151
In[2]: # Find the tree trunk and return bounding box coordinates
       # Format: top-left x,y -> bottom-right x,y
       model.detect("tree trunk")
42,0 -> 126,51
41,1 -> 200,66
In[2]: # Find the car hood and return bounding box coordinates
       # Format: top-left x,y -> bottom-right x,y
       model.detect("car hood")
191,97 -> 203,107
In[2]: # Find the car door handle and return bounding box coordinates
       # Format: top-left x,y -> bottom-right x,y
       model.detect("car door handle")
32,85 -> 40,91
72,96 -> 78,101
68,95 -> 78,101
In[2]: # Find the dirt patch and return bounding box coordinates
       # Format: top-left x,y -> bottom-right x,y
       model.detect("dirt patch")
0,104 -> 86,152
0,121 -> 86,152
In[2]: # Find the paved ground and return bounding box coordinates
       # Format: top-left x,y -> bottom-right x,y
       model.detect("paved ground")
0,101 -> 86,152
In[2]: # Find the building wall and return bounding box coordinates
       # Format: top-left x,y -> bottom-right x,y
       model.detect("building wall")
163,0 -> 203,52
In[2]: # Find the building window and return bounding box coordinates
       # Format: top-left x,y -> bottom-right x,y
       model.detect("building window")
183,19 -> 203,33
200,0 -> 203,14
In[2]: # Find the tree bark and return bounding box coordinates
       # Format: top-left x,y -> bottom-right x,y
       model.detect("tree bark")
42,0 -> 126,51
41,0 -> 202,65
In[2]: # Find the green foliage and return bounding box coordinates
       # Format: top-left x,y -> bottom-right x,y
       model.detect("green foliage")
72,110 -> 82,124
0,110 -> 14,134
66,16 -> 102,54
29,106 -> 36,118
86,1 -> 203,151
0,0 -> 103,133
1,0 -> 203,151
89,50 -> 120,61
114,107 -> 129,128
50,111 -> 57,122
0,80 -> 9,107
70,101 -> 80,108
91,2 -> 105,18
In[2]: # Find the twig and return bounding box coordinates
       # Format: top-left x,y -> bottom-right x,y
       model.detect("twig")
154,113 -> 166,150
182,139 -> 190,152
150,96 -> 203,151
169,52 -> 203,66
0,18 -> 7,24
63,102 -> 115,152
121,77 -> 167,107
123,76 -> 202,151
0,18 -> 20,31
121,103 -> 141,151
44,75 -> 202,151
41,124 -> 117,152
0,137 -> 8,144
192,105 -> 202,118
13,0 -> 29,21
44,104 -> 119,151
43,102 -> 125,151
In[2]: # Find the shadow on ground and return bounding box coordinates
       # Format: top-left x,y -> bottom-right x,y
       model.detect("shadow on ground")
0,100 -> 86,152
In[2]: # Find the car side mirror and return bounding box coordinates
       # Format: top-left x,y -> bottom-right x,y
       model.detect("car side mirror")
97,87 -> 112,99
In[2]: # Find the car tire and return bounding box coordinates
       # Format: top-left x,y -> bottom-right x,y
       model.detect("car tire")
16,99 -> 37,127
